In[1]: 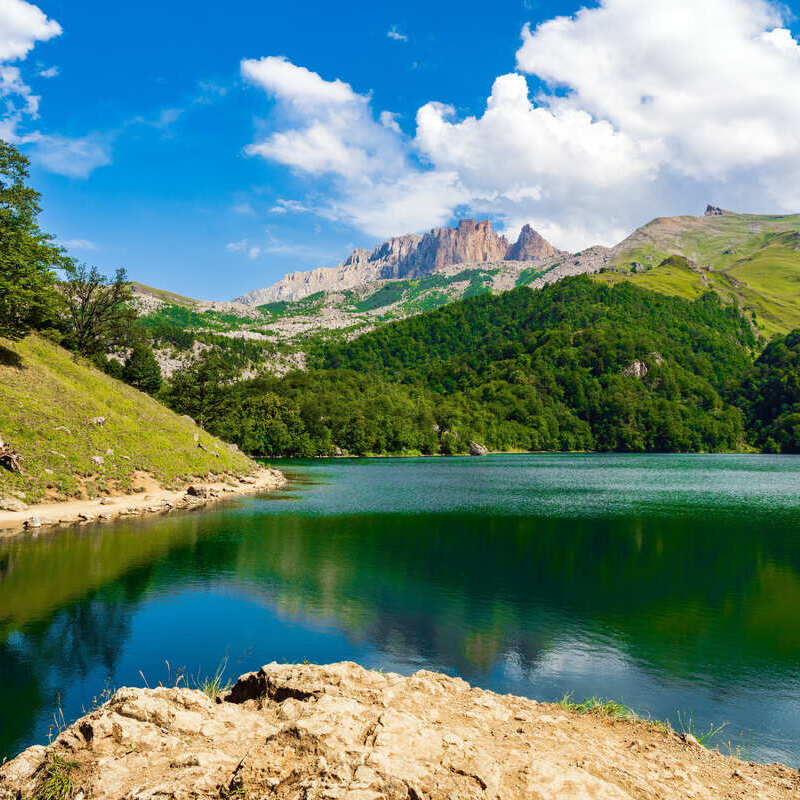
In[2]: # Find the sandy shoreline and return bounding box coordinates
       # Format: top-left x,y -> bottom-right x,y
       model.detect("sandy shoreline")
0,466 -> 287,536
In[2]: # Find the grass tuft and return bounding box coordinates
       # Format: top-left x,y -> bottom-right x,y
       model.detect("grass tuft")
196,657 -> 232,700
675,710 -> 729,747
39,753 -> 78,800
556,693 -> 636,720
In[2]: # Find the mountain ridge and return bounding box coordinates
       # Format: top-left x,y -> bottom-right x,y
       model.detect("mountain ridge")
236,219 -> 560,305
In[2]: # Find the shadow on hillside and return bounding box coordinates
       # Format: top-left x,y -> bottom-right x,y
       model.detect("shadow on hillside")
0,346 -> 23,369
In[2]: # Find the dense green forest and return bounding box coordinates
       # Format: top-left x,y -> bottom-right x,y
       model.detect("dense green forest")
733,330 -> 800,453
162,278 -> 800,456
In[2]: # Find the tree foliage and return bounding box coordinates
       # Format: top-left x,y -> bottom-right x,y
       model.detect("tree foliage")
160,350 -> 239,428
122,341 -> 162,395
60,263 -> 137,356
734,329 -> 800,452
0,141 -> 66,339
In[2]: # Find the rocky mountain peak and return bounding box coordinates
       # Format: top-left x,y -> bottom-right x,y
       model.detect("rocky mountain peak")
387,219 -> 511,279
234,218 -> 559,304
507,224 -> 559,261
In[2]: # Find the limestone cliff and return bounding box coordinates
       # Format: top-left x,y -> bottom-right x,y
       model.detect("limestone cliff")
236,220 -> 559,304
2,662 -> 797,800
506,223 -> 559,261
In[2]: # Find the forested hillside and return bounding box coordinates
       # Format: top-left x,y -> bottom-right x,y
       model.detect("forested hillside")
734,330 -> 800,453
164,277 -> 770,455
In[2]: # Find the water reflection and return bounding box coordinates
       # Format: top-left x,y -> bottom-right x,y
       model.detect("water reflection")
1,455 -> 799,765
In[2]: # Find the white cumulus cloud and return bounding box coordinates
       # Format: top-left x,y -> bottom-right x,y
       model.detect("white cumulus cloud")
60,238 -> 97,251
243,0 -> 800,250
0,1 -> 112,178
0,0 -> 61,62
515,0 -> 800,178
22,131 -> 112,178
242,56 -> 461,236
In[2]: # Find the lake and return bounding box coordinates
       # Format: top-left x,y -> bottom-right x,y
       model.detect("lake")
2,454 -> 800,765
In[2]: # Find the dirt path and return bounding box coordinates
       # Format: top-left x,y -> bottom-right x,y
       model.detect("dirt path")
0,467 -> 286,536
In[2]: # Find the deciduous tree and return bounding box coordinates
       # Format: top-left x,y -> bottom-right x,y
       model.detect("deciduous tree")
0,141 -> 65,340
61,263 -> 137,356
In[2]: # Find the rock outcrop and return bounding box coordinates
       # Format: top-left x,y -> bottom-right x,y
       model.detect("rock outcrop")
506,223 -> 559,261
621,360 -> 648,379
2,662 -> 797,800
469,441 -> 489,456
236,220 -> 559,304
389,219 -> 510,278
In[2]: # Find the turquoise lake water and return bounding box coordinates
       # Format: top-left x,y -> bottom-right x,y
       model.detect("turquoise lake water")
1,454 -> 800,765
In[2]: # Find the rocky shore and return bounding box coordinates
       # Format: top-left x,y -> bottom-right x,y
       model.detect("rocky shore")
1,662 -> 797,799
0,466 -> 286,536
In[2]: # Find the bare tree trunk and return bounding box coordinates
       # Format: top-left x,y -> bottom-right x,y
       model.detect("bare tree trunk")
0,435 -> 22,473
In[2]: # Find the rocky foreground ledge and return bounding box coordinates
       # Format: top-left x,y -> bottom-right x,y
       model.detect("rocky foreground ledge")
2,663 -> 798,800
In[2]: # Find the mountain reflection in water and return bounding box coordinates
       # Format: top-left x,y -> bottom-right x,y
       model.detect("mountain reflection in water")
1,454 -> 799,765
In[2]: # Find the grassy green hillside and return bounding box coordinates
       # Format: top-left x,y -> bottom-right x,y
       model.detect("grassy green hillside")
132,281 -> 200,307
598,212 -> 800,337
0,335 -> 254,505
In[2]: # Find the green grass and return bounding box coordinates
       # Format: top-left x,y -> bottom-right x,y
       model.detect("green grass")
38,753 -> 78,800
132,282 -> 199,307
596,260 -> 707,301
675,710 -> 729,747
555,695 -> 737,752
196,658 -> 232,700
0,335 -> 255,504
599,211 -> 800,337
556,693 -> 636,720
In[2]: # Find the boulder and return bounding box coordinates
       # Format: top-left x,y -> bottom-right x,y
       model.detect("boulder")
186,485 -> 208,498
469,441 -> 489,456
88,416 -> 106,426
0,497 -> 27,512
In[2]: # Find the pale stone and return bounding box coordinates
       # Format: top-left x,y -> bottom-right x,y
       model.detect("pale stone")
1,662 -> 795,800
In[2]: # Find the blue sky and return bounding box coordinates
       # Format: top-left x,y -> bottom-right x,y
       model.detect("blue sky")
3,0 -> 800,299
